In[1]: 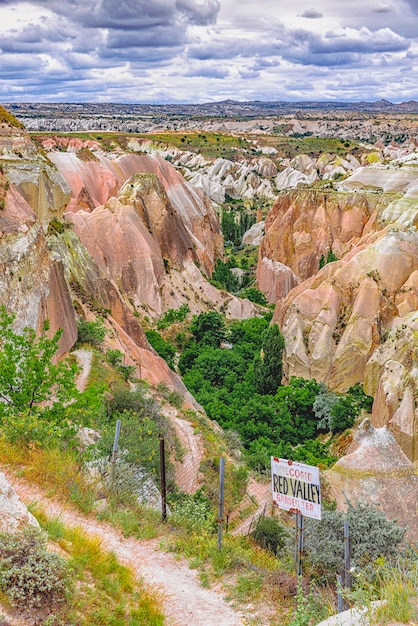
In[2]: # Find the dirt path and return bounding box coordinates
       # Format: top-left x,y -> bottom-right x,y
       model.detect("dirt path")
72,349 -> 93,392
169,412 -> 204,494
5,472 -> 245,626
233,477 -> 272,535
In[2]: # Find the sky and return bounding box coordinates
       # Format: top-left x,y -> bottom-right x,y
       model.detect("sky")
0,0 -> 417,104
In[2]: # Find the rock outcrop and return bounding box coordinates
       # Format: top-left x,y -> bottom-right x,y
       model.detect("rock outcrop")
327,419 -> 418,541
259,155 -> 418,462
0,472 -> 39,532
0,115 -> 77,354
1,114 -> 259,401
258,189 -> 381,303
43,143 -> 223,277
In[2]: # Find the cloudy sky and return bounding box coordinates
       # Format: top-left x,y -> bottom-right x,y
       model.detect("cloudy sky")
0,0 -> 417,103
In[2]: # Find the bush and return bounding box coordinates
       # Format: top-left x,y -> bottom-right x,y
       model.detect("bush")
77,318 -> 106,345
252,516 -> 288,554
146,330 -> 176,369
304,503 -> 406,583
169,491 -> 215,533
239,287 -> 268,306
156,304 -> 190,329
0,527 -> 71,609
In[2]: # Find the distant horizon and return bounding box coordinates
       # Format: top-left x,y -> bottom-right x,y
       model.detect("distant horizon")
5,98 -> 418,106
1,1 -> 417,104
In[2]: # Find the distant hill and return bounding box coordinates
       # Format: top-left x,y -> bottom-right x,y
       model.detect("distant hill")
4,99 -> 418,121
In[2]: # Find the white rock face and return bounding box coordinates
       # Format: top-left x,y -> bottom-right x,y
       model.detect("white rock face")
0,472 -> 39,532
242,221 -> 265,246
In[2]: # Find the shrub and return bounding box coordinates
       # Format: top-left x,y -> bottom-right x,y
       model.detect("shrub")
0,527 -> 71,609
156,304 -> 190,329
170,491 -> 215,533
239,287 -> 268,306
304,503 -> 406,583
77,318 -> 106,345
105,348 -> 123,367
252,516 -> 288,554
146,330 -> 176,369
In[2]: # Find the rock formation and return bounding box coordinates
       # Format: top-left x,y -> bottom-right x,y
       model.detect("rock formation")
0,111 -> 258,400
326,419 -> 418,541
0,115 -> 77,354
0,472 -> 39,532
42,139 -> 223,277
258,155 -> 418,462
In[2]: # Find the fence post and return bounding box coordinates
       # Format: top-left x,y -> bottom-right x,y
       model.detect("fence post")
344,519 -> 351,608
336,574 -> 344,613
217,457 -> 225,550
159,435 -> 167,522
111,419 -> 122,488
297,513 -> 304,577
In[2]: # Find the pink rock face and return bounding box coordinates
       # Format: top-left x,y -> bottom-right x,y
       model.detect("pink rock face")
258,190 -> 380,302
275,226 -> 418,393
0,186 -> 36,234
68,197 -> 167,317
49,150 -> 222,276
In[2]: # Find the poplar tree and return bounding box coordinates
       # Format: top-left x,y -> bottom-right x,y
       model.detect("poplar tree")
253,323 -> 284,395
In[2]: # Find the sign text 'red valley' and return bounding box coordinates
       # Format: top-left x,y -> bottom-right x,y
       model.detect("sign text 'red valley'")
271,457 -> 321,520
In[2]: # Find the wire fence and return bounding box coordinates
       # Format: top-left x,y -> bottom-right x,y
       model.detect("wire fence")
106,418 -> 273,536
105,419 -> 354,615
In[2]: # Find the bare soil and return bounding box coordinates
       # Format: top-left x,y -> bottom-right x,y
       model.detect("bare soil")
4,471 -> 245,626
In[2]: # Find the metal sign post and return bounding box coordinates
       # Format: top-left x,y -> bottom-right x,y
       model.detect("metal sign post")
297,512 -> 304,577
272,457 -> 321,579
343,519 -> 351,609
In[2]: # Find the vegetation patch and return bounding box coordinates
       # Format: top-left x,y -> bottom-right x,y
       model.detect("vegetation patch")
0,105 -> 25,130
136,132 -> 249,159
30,507 -> 165,625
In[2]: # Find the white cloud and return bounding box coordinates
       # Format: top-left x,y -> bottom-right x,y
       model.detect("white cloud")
0,0 -> 417,102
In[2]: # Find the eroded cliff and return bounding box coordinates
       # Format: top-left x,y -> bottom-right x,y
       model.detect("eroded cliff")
260,155 -> 418,461
0,111 -> 257,398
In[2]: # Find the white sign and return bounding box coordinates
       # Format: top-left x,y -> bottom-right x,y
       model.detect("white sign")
271,457 -> 321,520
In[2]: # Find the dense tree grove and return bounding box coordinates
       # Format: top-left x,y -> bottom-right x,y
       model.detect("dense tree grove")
174,311 -> 372,468
221,209 -> 256,246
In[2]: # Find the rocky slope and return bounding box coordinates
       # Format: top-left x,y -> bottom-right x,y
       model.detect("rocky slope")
0,112 -> 258,400
0,118 -> 77,354
259,151 -> 418,462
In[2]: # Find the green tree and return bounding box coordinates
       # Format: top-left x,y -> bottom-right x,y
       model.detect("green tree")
0,306 -> 78,423
189,311 -> 226,348
145,330 -> 176,369
0,306 -> 78,441
211,259 -> 240,293
253,324 -> 284,395
239,287 -> 268,306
